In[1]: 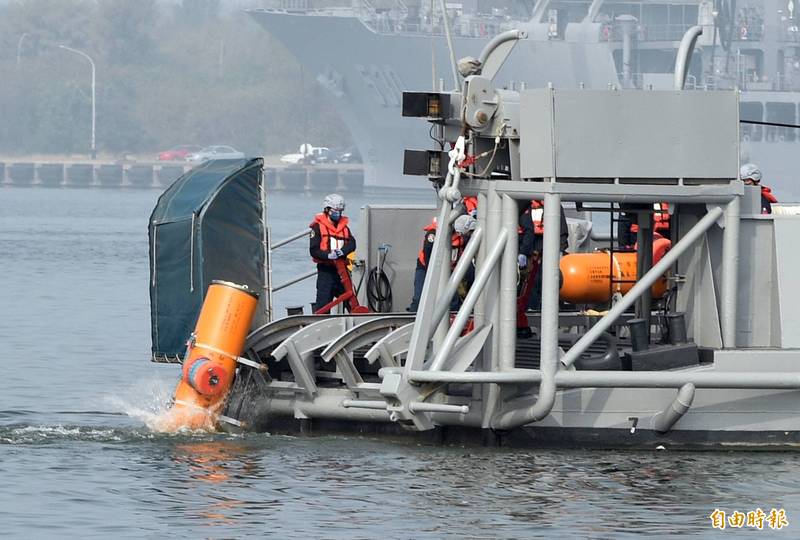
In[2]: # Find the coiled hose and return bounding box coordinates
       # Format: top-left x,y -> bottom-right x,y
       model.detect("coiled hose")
367,243 -> 393,312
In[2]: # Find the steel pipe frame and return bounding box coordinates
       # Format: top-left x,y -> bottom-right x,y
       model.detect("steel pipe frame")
433,209 -> 459,350
272,269 -> 317,293
492,192 -> 563,428
472,192 -> 489,416
560,205 -> 724,369
404,164 -> 739,428
431,225 -> 484,328
404,195 -> 457,374
499,195 -> 518,371
480,188 -> 502,427
429,227 -> 508,371
674,26 -> 703,90
634,210 -> 654,332
476,29 -> 527,81
342,400 -> 387,410
473,192 -> 489,333
409,402 -> 470,414
409,369 -> 540,384
653,383 -> 695,433
268,390 -> 485,427
267,394 -> 390,422
478,29 -> 527,66
720,197 -> 740,347
271,228 -> 311,250
556,371 -> 800,390
472,179 -> 742,205
260,179 -> 273,321
407,368 -> 800,389
490,206 -> 725,429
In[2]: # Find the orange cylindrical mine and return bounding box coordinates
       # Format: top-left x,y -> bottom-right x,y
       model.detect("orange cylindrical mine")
559,242 -> 670,305
155,280 -> 258,432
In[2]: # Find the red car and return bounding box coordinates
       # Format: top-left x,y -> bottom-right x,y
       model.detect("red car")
158,145 -> 203,161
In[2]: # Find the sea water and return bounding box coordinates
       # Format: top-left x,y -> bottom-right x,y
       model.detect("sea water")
0,186 -> 798,538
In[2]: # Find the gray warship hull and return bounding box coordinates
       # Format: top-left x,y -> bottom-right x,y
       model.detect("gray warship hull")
248,8 -> 618,190
249,7 -> 800,200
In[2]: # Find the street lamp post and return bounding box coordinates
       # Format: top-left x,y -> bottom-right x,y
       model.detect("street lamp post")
16,33 -> 29,68
59,45 -> 96,159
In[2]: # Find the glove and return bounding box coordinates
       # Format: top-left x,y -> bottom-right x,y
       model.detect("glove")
327,251 -> 339,260
335,249 -> 344,258
518,254 -> 528,268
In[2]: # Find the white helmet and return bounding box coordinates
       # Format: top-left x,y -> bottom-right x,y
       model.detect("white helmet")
740,163 -> 762,183
454,214 -> 477,235
323,193 -> 345,211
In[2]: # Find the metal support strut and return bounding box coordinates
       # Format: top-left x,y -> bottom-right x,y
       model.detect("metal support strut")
491,192 -> 562,428
429,228 -> 508,371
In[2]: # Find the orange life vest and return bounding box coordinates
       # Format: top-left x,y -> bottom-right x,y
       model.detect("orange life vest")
630,203 -> 670,234
518,200 -> 545,236
310,212 -> 351,264
463,196 -> 478,216
653,202 -> 670,232
417,220 -> 464,268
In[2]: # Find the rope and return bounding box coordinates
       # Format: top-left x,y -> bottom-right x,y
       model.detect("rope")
740,119 -> 800,129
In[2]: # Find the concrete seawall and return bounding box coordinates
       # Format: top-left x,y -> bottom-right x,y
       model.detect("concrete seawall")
0,160 -> 365,192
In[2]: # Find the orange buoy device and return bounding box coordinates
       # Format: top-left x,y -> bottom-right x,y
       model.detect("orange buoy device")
559,238 -> 671,304
155,280 -> 258,432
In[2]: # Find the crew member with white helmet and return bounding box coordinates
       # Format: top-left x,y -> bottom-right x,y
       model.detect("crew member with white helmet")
740,163 -> 777,214
407,214 -> 476,312
309,194 -> 356,311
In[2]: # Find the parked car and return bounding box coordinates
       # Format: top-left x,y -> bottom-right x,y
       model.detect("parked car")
336,147 -> 362,163
186,145 -> 246,162
311,147 -> 337,164
158,144 -> 203,161
280,144 -> 333,165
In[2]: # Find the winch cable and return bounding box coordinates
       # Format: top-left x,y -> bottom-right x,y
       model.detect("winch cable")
740,119 -> 800,129
367,243 -> 393,312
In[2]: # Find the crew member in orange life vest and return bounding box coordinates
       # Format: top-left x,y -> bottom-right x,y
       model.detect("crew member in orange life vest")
407,214 -> 475,312
517,200 -> 568,335
740,163 -> 778,214
309,194 -> 356,312
618,203 -> 671,248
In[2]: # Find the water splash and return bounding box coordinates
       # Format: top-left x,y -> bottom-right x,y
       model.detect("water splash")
0,424 -> 145,445
103,375 -> 223,434
103,375 -> 181,431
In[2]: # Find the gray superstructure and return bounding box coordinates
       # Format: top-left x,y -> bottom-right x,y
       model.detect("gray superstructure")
250,0 -> 800,198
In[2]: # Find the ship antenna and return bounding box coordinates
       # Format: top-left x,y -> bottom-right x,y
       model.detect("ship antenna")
430,0 -> 437,91
437,0 -> 461,91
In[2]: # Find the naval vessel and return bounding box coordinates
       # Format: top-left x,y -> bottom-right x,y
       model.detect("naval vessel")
147,26 -> 800,449
249,0 -> 800,198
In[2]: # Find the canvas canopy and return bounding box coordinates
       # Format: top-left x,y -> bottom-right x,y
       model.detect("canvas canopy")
149,158 -> 265,362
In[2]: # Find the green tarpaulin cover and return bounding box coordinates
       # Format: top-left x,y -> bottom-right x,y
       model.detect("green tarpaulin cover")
148,158 -> 265,362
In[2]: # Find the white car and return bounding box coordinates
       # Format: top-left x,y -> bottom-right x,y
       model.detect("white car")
186,145 -> 246,162
280,145 -> 332,165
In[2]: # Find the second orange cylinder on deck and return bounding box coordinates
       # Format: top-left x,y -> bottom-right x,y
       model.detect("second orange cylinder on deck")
158,280 -> 258,432
559,239 -> 670,304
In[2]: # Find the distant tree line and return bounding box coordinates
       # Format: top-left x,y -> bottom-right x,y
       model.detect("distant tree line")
0,0 -> 347,157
